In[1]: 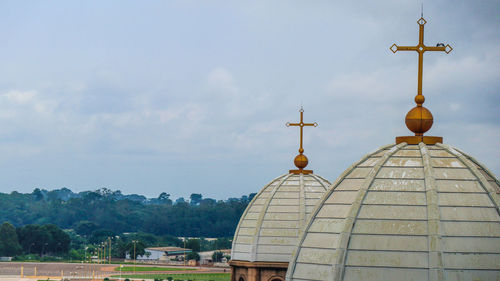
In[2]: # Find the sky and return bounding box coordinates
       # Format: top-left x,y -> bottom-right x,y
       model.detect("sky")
0,0 -> 499,199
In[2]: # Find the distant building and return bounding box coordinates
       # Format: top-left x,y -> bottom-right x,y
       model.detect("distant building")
199,249 -> 231,265
126,247 -> 191,261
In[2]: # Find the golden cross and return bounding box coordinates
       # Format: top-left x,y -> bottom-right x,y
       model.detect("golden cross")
286,107 -> 317,155
390,17 -> 452,106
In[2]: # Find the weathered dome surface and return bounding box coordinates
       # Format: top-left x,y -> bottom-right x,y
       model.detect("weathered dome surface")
231,173 -> 330,263
287,143 -> 500,281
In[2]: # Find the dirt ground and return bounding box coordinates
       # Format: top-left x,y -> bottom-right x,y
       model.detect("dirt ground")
0,262 -> 109,279
0,262 -> 227,279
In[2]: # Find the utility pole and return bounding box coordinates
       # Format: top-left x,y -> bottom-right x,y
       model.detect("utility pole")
108,237 -> 112,264
132,240 -> 138,274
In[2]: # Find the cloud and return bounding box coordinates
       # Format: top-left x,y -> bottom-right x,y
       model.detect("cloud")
207,67 -> 238,96
3,90 -> 37,104
426,50 -> 500,91
326,68 -> 413,102
0,89 -> 60,120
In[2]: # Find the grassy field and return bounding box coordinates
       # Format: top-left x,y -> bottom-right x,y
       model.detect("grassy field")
114,266 -> 195,272
112,272 -> 230,281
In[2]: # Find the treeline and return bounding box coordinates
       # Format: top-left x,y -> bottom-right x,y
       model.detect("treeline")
0,221 -> 232,260
0,222 -> 70,257
0,188 -> 255,237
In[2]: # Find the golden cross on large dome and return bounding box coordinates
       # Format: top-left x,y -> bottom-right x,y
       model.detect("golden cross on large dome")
286,107 -> 317,174
391,17 -> 453,145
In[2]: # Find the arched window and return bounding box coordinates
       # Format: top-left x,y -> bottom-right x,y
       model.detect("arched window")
238,276 -> 246,281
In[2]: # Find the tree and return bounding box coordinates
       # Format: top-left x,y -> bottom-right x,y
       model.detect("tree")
215,237 -> 232,250
200,198 -> 216,206
127,232 -> 158,246
0,222 -> 22,256
69,249 -> 81,260
97,188 -> 114,198
189,193 -> 202,206
0,188 -> 252,240
157,192 -> 172,205
248,193 -> 257,201
126,241 -> 146,259
113,239 -> 129,258
89,229 -> 115,244
41,224 -> 71,255
17,224 -> 50,256
185,238 -> 200,252
186,251 -> 200,261
212,251 -> 223,262
31,188 -> 44,201
75,221 -> 99,236
175,197 -> 186,204
16,224 -> 70,256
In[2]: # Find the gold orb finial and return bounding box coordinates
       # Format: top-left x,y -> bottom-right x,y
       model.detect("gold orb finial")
405,106 -> 433,136
391,17 -> 451,145
294,154 -> 308,169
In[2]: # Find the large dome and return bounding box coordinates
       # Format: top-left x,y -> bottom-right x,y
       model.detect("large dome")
231,173 -> 330,263
286,142 -> 500,281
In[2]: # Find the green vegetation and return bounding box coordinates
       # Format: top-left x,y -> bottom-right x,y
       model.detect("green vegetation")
212,250 -> 225,262
0,188 -> 252,261
0,188 -> 253,237
114,266 -> 195,272
186,251 -> 201,261
113,273 -> 230,281
0,222 -> 70,257
0,222 -> 22,256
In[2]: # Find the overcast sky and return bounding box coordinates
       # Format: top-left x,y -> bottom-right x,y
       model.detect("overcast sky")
0,1 -> 499,199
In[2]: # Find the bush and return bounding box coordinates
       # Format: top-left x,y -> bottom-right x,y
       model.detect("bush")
186,251 -> 200,261
212,251 -> 223,262
40,256 -> 59,262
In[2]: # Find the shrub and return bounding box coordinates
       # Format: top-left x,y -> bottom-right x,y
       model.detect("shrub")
186,251 -> 200,261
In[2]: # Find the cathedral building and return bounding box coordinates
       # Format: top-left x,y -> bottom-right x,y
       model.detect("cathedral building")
286,17 -> 500,281
230,109 -> 331,281
231,16 -> 500,281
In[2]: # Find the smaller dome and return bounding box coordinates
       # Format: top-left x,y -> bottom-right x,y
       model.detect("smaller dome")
231,173 -> 330,263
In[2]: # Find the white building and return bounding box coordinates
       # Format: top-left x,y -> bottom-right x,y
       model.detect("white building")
126,247 -> 191,261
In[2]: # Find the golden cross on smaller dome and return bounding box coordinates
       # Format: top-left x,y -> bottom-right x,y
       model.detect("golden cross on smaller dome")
391,17 -> 452,145
286,107 -> 317,174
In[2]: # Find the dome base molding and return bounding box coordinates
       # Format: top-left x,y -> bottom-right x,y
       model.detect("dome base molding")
396,135 -> 442,144
289,169 -> 313,175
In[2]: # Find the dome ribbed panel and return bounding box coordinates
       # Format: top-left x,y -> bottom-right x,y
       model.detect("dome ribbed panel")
435,144 -> 500,280
231,173 -> 330,263
286,143 -> 500,281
